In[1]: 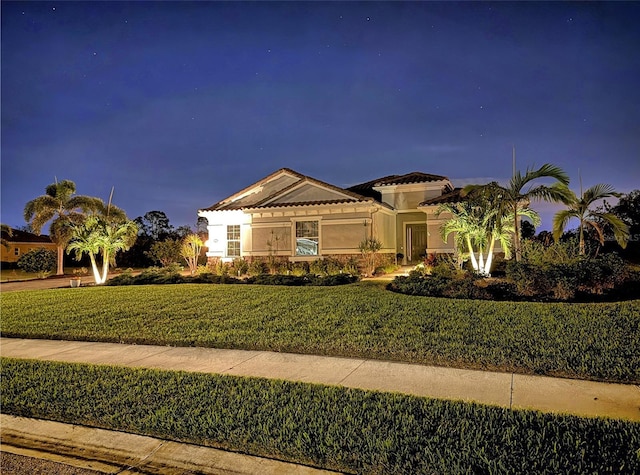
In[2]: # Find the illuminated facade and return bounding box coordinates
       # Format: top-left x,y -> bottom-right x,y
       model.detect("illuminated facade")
0,228 -> 57,264
198,168 -> 457,264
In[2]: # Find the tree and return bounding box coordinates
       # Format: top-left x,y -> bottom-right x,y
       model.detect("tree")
552,183 -> 629,255
197,216 -> 208,234
24,180 -> 103,275
359,238 -> 382,276
463,164 -> 571,262
67,202 -> 138,284
134,211 -> 174,240
17,248 -> 57,278
147,239 -> 182,267
605,189 -> 640,240
181,234 -> 203,275
520,220 -> 536,240
438,193 -> 540,275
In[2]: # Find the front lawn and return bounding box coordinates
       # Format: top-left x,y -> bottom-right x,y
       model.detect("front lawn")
1,283 -> 638,382
3,358 -> 638,474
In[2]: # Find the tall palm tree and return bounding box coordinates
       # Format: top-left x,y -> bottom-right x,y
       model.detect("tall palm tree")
463,164 -> 572,262
552,183 -> 629,255
24,180 -> 103,275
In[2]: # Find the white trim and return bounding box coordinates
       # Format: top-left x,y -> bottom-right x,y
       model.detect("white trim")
291,218 -> 322,257
250,222 -> 292,229
322,218 -> 371,226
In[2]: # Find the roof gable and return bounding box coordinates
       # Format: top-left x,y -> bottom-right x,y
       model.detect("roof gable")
260,179 -> 369,207
200,168 -> 374,212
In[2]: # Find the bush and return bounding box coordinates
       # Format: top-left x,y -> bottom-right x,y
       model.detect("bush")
244,273 -> 358,286
309,257 -> 342,276
189,273 -> 242,285
230,258 -> 249,276
16,248 -> 57,278
389,273 -> 491,300
393,252 -> 634,302
106,268 -> 357,287
388,274 -> 450,296
248,259 -> 268,276
505,253 -> 630,302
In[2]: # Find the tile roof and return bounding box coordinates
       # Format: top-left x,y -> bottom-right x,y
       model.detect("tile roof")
200,168 -> 375,212
1,228 -> 54,243
419,187 -> 464,206
347,171 -> 451,200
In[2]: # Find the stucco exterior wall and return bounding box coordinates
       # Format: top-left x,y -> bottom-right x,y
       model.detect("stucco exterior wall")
1,242 -> 57,263
323,222 -> 367,252
251,224 -> 292,255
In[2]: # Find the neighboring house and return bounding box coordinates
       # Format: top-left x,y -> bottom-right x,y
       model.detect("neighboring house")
198,168 -> 459,265
0,228 -> 57,265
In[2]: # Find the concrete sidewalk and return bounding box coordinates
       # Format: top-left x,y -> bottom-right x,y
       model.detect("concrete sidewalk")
2,337 -> 638,421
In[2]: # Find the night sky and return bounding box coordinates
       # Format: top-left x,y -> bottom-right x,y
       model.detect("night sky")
2,1 -> 639,232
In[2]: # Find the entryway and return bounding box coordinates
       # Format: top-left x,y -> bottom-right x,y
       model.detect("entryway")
406,223 -> 427,264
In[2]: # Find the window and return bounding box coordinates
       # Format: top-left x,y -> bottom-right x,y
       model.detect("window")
226,225 -> 240,257
295,221 -> 319,256
14,248 -> 19,257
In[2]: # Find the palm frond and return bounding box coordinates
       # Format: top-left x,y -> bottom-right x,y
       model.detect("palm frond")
552,209 -> 578,242
581,183 -> 620,205
592,212 -> 630,248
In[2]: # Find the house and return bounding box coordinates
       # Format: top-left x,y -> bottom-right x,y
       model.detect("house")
1,228 -> 57,266
198,168 -> 459,265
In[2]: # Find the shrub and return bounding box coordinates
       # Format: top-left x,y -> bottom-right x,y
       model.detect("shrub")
505,253 -> 630,302
189,273 -> 241,285
248,259 -> 268,276
309,257 -> 342,276
290,261 -> 309,276
388,274 -> 449,296
230,258 -> 249,276
359,238 -> 382,276
16,248 -> 56,278
147,239 -> 181,267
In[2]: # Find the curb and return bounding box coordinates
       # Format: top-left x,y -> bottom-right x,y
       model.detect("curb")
1,414 -> 341,475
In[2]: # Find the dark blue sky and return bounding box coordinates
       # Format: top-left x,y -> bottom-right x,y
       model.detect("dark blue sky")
2,1 -> 639,231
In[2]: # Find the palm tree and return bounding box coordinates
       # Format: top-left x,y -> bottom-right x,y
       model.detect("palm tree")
66,217 -> 103,283
552,183 -> 629,255
67,207 -> 138,284
438,199 -> 540,275
1,224 -> 12,250
97,217 -> 138,283
463,164 -> 572,262
24,180 -> 103,275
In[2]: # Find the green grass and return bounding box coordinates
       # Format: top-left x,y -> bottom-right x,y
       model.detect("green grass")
1,283 -> 639,382
2,358 -> 638,475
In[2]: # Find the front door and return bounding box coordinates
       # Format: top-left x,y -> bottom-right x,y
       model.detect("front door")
406,224 -> 427,263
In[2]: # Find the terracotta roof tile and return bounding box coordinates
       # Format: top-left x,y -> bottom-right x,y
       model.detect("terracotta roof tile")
419,188 -> 464,206
1,228 -> 54,243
